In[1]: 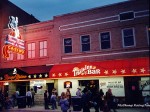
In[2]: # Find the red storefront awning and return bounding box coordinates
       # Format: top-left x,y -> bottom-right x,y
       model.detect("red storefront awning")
49,57 -> 150,78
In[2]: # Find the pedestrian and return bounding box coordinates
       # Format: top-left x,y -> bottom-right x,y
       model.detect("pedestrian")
15,89 -> 19,106
105,88 -> 117,112
99,89 -> 104,111
52,88 -> 58,108
26,88 -> 32,108
0,90 -> 4,111
66,88 -> 71,108
144,95 -> 150,105
50,92 -> 57,110
92,90 -> 100,112
59,92 -> 69,112
76,88 -> 82,97
31,88 -> 35,106
44,90 -> 49,109
81,87 -> 91,112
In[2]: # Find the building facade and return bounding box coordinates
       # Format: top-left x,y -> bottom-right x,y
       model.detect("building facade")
0,0 -> 149,105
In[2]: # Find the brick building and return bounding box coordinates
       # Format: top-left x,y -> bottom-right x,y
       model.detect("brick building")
0,0 -> 149,105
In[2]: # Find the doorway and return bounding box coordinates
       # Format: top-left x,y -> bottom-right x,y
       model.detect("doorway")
16,81 -> 29,96
47,83 -> 54,97
124,77 -> 142,104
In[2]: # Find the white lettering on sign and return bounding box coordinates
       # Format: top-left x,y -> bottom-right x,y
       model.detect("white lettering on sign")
72,65 -> 100,76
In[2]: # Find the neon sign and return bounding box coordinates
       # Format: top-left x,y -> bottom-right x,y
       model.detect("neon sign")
2,16 -> 25,58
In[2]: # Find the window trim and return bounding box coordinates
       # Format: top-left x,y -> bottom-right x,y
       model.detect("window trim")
80,34 -> 91,52
122,27 -> 136,48
99,31 -> 111,50
119,11 -> 135,22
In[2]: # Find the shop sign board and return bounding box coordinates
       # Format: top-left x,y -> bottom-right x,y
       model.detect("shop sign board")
99,77 -> 125,96
2,16 -> 25,58
49,58 -> 149,78
0,72 -> 49,81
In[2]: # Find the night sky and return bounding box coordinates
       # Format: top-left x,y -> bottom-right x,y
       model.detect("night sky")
10,0 -> 128,21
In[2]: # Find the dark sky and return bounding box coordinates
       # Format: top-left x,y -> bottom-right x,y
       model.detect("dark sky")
10,0 -> 128,21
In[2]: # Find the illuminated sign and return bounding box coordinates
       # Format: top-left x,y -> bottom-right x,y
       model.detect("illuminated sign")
2,16 -> 25,58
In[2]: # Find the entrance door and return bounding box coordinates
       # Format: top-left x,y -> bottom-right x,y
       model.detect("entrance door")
124,77 -> 142,104
16,81 -> 29,96
47,83 -> 54,97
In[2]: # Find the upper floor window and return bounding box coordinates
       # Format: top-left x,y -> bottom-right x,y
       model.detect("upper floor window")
7,51 -> 13,61
81,35 -> 90,52
17,54 -> 24,60
100,32 -> 111,49
64,38 -> 72,53
28,43 -> 35,58
120,11 -> 134,21
122,28 -> 135,47
40,41 -> 47,57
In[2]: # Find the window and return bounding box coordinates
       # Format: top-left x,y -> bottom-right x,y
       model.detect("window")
64,38 -> 72,53
122,28 -> 135,47
7,51 -> 13,61
28,43 -> 35,58
81,35 -> 90,52
40,41 -> 47,57
17,54 -> 24,60
100,32 -> 111,49
120,11 -> 134,21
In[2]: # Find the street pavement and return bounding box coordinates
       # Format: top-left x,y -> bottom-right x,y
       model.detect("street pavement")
3,105 -> 150,112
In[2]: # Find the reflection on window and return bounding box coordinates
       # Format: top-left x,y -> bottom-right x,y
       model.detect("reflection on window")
40,41 -> 47,57
64,38 -> 72,53
28,43 -> 35,58
122,28 -> 135,47
100,32 -> 111,49
81,35 -> 90,52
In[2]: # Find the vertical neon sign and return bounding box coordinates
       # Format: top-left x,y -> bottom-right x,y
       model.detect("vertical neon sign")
2,16 -> 25,58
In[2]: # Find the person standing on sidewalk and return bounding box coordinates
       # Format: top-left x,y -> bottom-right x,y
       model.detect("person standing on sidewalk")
31,88 -> 35,106
50,92 -> 57,110
44,90 -> 49,109
81,87 -> 91,112
105,88 -> 117,112
59,92 -> 69,112
26,88 -> 32,108
66,88 -> 71,108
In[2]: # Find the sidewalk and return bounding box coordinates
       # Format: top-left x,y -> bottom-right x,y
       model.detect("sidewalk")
4,105 -> 150,112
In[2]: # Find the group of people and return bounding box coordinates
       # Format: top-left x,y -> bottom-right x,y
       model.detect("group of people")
44,88 -> 71,112
80,88 -> 118,112
44,88 -> 59,110
0,88 -> 35,110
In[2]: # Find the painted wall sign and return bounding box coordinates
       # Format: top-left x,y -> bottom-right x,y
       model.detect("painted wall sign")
2,16 -> 25,58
